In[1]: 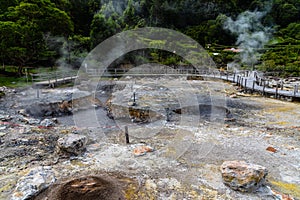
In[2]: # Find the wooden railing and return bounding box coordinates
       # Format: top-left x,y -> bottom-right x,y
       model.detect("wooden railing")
31,69 -> 78,88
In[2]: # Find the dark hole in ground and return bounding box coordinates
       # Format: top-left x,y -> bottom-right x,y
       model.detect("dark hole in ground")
33,175 -> 125,200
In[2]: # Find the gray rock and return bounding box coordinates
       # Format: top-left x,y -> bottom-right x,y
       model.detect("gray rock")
18,109 -> 28,117
0,114 -> 11,121
57,134 -> 87,156
0,132 -> 7,137
11,166 -> 56,200
28,118 -> 41,125
40,119 -> 55,127
220,160 -> 268,192
21,117 -> 40,125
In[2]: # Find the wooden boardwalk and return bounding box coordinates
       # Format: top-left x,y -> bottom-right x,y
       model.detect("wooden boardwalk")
32,70 -> 78,88
33,76 -> 78,88
32,67 -> 300,101
210,72 -> 300,100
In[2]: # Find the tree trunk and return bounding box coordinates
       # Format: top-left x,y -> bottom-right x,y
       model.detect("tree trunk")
18,65 -> 23,76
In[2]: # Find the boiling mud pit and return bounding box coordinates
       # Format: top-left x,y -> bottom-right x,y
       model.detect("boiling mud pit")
0,76 -> 299,199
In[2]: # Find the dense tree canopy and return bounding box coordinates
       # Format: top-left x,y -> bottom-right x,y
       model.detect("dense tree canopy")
0,0 -> 299,76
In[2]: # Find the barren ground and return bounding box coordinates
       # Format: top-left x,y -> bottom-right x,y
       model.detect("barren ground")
0,77 -> 299,199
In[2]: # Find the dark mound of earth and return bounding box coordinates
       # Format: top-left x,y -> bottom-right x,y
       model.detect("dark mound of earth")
33,175 -> 125,200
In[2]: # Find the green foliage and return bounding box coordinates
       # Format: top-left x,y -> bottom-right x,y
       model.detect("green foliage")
0,0 -> 18,14
271,0 -> 300,27
1,0 -> 300,78
0,0 -> 74,74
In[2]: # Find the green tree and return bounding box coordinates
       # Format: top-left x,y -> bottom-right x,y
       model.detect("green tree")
0,0 -> 74,74
0,0 -> 18,14
90,2 -> 122,48
271,0 -> 300,27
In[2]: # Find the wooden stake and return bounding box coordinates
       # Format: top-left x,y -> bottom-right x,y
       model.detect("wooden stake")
275,83 -> 278,99
294,84 -> 298,97
125,126 -> 130,144
233,72 -> 236,82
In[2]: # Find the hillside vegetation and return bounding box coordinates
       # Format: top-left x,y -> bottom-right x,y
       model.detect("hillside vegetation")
0,0 -> 299,76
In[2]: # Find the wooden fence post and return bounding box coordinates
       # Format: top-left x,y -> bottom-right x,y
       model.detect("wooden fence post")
294,84 -> 298,96
241,77 -> 244,87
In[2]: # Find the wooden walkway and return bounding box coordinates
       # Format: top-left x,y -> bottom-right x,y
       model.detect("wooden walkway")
33,76 -> 78,88
32,70 -> 78,88
32,67 -> 300,101
209,71 -> 300,100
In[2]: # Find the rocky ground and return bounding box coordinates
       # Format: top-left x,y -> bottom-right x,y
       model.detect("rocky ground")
0,77 -> 299,200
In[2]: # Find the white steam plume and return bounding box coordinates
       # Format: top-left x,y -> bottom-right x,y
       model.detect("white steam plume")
224,8 -> 273,68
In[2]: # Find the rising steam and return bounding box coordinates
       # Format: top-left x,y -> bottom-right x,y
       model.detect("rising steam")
224,8 -> 273,68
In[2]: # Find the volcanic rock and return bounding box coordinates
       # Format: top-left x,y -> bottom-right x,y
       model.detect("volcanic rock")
40,118 -> 55,127
220,160 -> 268,192
57,134 -> 87,156
0,114 -> 11,121
133,145 -> 154,156
266,146 -> 277,153
11,166 -> 56,200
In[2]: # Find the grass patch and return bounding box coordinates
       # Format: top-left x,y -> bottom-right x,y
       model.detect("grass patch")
0,66 -> 75,88
0,74 -> 31,88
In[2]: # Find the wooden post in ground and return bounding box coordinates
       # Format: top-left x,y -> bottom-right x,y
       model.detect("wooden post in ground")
233,72 -> 236,82
125,126 -> 130,144
294,84 -> 298,96
281,80 -> 283,90
275,83 -> 278,99
241,77 -> 244,88
36,88 -> 40,99
244,79 -> 247,92
259,78 -> 262,86
263,81 -> 266,96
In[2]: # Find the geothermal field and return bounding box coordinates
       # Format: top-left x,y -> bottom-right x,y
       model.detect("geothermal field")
0,73 -> 299,200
